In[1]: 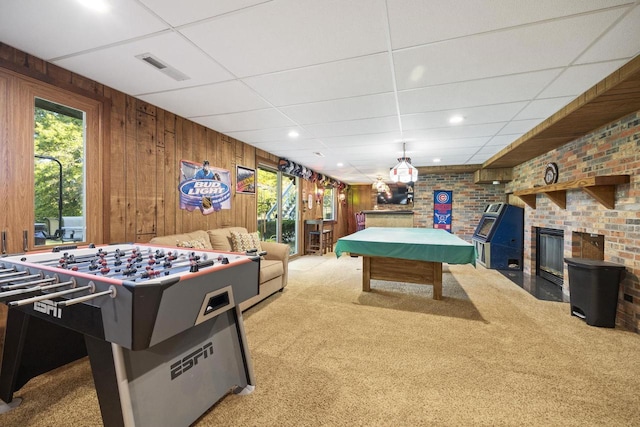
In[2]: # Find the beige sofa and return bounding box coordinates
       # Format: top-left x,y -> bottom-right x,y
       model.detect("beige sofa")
149,227 -> 289,311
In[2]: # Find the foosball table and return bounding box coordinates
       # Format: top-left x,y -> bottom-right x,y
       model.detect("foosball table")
0,243 -> 261,426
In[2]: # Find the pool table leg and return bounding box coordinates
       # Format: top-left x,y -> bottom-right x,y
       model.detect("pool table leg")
433,262 -> 443,300
362,256 -> 371,291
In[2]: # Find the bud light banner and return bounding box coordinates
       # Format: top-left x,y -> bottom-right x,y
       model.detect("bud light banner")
434,190 -> 452,233
179,159 -> 231,215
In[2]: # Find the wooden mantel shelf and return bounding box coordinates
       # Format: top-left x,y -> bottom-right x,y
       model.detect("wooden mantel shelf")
513,175 -> 630,209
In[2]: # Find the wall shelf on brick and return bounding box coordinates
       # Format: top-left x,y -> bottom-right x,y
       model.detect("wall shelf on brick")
513,175 -> 630,209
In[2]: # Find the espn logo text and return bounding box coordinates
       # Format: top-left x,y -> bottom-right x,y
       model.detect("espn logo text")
170,342 -> 214,380
33,299 -> 62,319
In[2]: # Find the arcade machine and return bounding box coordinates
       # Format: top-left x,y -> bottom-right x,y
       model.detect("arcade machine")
472,203 -> 524,270
0,243 -> 260,426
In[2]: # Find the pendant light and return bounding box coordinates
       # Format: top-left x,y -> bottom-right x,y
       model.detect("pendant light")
372,177 -> 390,195
389,142 -> 418,183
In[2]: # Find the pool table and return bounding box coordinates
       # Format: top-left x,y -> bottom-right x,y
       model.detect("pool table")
335,227 -> 477,299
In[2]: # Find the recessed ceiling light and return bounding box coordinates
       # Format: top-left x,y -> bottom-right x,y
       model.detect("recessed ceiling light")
77,0 -> 110,13
433,158 -> 441,163
337,162 -> 344,167
288,130 -> 299,138
410,65 -> 425,82
449,115 -> 464,124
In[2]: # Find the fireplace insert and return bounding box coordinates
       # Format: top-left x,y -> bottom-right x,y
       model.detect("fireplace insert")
536,228 -> 564,286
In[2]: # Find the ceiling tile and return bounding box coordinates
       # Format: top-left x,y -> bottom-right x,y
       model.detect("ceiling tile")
412,153 -> 476,165
498,119 -> 543,135
0,0 -> 167,60
250,139 -> 328,155
576,4 -> 640,64
138,81 -> 271,117
180,0 -> 389,77
320,133 -> 403,149
401,102 -> 527,130
394,8 -> 626,90
398,69 -> 562,114
386,0 -> 633,49
53,32 -> 234,96
305,116 -> 400,138
539,60 -> 630,98
466,153 -> 498,164
514,97 -> 575,120
330,144 -> 396,157
469,144 -> 508,158
404,123 -> 507,142
485,134 -> 525,147
192,108 -> 296,133
414,137 -> 490,149
226,127 -> 316,144
139,0 -> 271,27
280,93 -> 398,125
291,155 -> 353,173
244,53 -> 393,106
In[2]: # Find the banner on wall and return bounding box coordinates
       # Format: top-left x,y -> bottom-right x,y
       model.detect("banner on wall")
434,190 -> 452,233
179,159 -> 231,215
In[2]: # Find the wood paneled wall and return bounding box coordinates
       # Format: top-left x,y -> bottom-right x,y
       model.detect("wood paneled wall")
107,95 -> 258,243
110,98 -> 264,243
0,43 -> 258,247
0,71 -> 12,253
0,66 -> 104,252
0,43 -> 349,253
343,185 -> 374,234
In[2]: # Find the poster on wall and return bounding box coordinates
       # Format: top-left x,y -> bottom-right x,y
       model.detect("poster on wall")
236,165 -> 256,194
434,190 -> 452,233
179,159 -> 231,215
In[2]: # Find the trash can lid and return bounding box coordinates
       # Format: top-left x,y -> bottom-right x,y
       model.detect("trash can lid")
564,257 -> 626,270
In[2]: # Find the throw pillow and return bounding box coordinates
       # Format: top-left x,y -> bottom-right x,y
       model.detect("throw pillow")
230,231 -> 262,253
176,238 -> 208,249
207,229 -> 233,251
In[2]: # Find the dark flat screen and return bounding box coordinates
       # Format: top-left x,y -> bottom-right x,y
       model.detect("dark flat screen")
376,184 -> 410,205
476,217 -> 496,238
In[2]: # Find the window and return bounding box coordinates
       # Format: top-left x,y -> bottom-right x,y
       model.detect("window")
322,187 -> 334,220
33,98 -> 86,246
257,165 -> 299,255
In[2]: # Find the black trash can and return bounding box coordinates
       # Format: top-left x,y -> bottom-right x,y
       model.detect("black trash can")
564,258 -> 626,328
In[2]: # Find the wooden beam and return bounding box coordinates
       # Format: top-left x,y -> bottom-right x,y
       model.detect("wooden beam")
473,167 -> 513,183
484,56 -> 640,168
416,164 -> 481,174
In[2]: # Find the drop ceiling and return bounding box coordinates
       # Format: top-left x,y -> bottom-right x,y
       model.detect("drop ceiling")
1,0 -> 639,184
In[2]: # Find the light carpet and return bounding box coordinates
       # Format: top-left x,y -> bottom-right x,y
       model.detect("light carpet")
1,254 -> 640,426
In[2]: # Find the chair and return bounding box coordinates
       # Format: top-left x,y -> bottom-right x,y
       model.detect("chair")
305,220 -> 334,255
322,221 -> 334,254
305,219 -> 324,255
355,212 -> 365,231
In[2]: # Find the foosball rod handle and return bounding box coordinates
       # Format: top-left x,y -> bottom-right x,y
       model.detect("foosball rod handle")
57,285 -> 117,307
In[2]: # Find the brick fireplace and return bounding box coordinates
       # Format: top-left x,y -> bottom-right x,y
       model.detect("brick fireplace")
509,111 -> 639,332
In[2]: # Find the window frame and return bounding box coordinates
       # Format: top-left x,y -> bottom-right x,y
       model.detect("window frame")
322,187 -> 335,220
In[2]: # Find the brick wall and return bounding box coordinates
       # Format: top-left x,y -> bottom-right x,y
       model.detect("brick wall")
507,111 -> 640,332
413,173 -> 507,242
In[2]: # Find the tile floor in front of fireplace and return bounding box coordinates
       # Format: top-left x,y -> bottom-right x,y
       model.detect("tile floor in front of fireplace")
498,269 -> 566,302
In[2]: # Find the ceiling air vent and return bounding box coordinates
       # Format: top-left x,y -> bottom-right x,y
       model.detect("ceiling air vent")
135,53 -> 190,82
